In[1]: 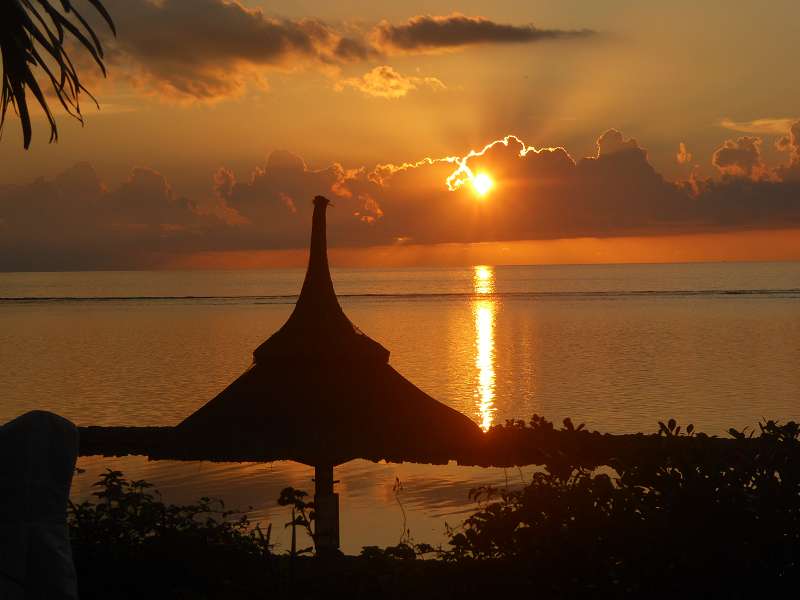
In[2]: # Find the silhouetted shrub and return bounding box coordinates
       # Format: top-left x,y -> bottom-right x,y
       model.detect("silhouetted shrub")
277,486 -> 315,555
68,469 -> 273,599
444,418 -> 800,596
68,419 -> 800,598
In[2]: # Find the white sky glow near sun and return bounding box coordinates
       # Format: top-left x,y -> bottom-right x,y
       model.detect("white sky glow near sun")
472,172 -> 494,197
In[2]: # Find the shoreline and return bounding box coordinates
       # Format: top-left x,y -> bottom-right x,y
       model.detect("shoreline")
77,418 -> 786,470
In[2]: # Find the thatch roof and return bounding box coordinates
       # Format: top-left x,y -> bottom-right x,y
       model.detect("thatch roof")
252,196 -> 389,365
164,196 -> 482,465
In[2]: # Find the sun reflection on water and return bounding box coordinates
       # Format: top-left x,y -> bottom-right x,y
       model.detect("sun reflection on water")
473,266 -> 496,431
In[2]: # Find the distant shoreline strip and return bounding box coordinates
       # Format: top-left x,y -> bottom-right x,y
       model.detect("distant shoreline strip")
1,289 -> 799,304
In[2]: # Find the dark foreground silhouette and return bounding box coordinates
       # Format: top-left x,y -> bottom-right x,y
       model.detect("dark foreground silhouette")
1,411 -> 79,598
0,1 -> 115,148
70,416 -> 800,599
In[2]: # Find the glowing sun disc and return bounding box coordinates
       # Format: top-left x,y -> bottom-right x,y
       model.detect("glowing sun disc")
472,173 -> 494,197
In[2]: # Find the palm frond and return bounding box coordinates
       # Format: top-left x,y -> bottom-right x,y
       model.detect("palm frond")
0,0 -> 115,149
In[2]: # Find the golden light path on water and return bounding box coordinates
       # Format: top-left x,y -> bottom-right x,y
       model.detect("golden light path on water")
473,265 -> 496,431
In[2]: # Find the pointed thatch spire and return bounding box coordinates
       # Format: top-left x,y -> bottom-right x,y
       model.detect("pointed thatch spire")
170,193 -> 483,467
253,196 -> 389,364
297,196 -> 337,310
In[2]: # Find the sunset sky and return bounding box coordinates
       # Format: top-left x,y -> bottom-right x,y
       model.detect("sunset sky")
1,0 -> 799,269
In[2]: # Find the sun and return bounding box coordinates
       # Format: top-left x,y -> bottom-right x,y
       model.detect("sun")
471,172 -> 494,197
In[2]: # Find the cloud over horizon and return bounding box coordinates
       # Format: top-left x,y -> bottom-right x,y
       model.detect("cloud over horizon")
776,121 -> 800,181
0,162 -> 227,270
2,124 -> 799,270
711,136 -> 773,181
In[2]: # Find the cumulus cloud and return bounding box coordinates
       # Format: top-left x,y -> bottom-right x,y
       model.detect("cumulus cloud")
208,150 -> 388,248
222,149 -> 357,222
3,129 -> 800,269
0,163 -> 226,269
713,121 -> 800,182
373,13 -> 594,52
594,129 -> 644,157
776,121 -> 800,156
676,142 -> 692,164
353,194 -> 384,223
775,120 -> 800,181
711,136 -> 774,180
367,130 -> 800,243
334,65 -> 445,98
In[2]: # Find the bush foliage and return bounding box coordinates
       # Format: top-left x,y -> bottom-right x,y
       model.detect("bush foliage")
68,469 -> 273,599
68,418 -> 800,598
441,417 -> 800,595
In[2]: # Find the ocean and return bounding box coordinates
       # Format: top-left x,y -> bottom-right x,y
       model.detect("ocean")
2,262 -> 799,552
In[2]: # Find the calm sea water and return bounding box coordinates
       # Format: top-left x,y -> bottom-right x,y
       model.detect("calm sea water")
2,262 -> 799,552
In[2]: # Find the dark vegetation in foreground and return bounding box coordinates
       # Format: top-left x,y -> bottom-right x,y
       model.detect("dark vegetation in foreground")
70,417 -> 800,599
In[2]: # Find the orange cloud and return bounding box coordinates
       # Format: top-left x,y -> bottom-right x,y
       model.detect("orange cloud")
353,194 -> 384,223
334,65 -> 445,98
776,120 -> 800,181
719,117 -> 797,134
712,136 -> 775,180
676,142 -> 693,165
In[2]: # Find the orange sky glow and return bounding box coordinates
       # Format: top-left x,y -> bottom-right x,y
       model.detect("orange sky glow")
164,229 -> 800,270
1,1 -> 799,270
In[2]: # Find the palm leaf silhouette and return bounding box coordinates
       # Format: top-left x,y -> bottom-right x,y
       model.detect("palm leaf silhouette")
0,0 -> 115,148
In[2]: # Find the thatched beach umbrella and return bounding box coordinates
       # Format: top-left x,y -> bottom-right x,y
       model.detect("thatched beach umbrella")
169,195 -> 482,553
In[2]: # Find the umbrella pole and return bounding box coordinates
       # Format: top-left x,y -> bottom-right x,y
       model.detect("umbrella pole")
313,463 -> 339,557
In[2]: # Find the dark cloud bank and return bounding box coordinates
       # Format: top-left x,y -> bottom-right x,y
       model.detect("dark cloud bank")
2,125 -> 799,270
96,1 -> 595,99
373,13 -> 593,51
